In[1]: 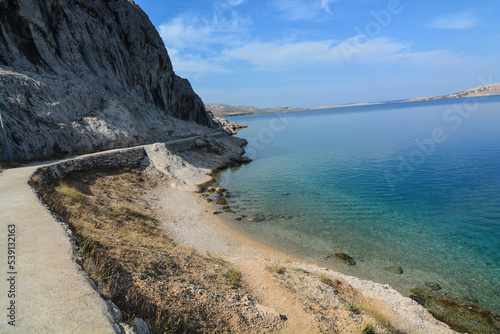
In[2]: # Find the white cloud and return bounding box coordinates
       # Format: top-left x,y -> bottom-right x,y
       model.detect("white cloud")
222,40 -> 341,68
159,5 -> 251,50
222,37 -> 466,69
386,50 -> 467,69
428,12 -> 477,30
167,49 -> 227,74
320,0 -> 335,15
271,0 -> 335,20
160,17 -> 213,50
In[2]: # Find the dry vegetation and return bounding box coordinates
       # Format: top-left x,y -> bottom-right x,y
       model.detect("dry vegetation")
32,165 -> 407,334
34,167 -> 282,334
263,262 -> 402,334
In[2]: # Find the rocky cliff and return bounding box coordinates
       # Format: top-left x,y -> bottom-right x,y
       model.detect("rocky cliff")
0,0 -> 213,160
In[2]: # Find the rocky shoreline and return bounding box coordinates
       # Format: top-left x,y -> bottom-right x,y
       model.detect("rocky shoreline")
204,182 -> 500,334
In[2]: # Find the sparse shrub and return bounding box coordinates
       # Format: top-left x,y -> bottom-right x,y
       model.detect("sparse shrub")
266,265 -> 286,275
224,269 -> 242,288
318,274 -> 333,286
360,322 -> 375,334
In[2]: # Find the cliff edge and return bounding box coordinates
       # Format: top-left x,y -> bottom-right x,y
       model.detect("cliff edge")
0,0 -> 213,160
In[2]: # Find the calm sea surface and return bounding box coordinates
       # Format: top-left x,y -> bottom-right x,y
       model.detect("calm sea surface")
216,96 -> 500,313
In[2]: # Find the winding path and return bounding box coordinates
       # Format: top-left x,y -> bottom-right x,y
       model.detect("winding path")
0,134 -> 223,333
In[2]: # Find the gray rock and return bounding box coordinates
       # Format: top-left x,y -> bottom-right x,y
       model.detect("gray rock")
195,139 -> 208,147
132,318 -> 150,334
248,214 -> 265,222
255,304 -> 282,318
424,282 -> 442,291
385,266 -> 404,274
106,301 -> 123,321
335,253 -> 356,265
0,0 -> 213,160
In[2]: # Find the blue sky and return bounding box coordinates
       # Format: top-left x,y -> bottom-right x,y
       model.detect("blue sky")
133,0 -> 500,108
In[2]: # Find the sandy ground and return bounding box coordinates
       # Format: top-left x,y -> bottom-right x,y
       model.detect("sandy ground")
152,186 -> 456,334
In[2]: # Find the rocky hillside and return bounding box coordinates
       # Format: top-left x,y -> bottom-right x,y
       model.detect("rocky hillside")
0,0 -> 214,160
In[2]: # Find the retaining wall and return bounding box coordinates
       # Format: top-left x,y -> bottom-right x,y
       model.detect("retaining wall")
32,147 -> 147,184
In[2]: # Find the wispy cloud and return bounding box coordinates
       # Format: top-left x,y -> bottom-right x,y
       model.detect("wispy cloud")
222,37 -> 466,69
159,0 -> 251,50
167,49 -> 227,74
320,0 -> 336,15
428,12 -> 477,30
158,1 -> 467,75
271,0 -> 337,20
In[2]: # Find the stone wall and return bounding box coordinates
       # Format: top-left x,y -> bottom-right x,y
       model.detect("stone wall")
32,147 -> 146,184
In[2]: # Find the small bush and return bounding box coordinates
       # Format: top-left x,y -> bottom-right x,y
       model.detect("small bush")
266,265 -> 286,275
318,274 -> 333,286
360,322 -> 375,334
224,269 -> 242,288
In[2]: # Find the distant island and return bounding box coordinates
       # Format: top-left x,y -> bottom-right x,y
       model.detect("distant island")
206,82 -> 500,117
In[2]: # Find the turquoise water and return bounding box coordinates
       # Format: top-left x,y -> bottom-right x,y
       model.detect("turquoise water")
216,96 -> 500,313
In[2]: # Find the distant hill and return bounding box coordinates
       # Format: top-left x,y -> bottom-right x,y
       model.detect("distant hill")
206,83 -> 500,117
405,83 -> 500,102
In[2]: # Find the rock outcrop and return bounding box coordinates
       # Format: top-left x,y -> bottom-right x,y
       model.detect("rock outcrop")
0,0 -> 214,160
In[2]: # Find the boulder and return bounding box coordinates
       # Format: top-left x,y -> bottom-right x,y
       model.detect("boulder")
132,318 -> 150,334
385,266 -> 404,274
216,198 -> 227,205
195,139 -> 208,147
248,214 -> 265,222
335,253 -> 356,265
424,282 -> 442,291
410,288 -> 500,334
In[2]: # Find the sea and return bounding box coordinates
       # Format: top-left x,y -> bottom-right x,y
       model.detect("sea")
215,95 -> 500,313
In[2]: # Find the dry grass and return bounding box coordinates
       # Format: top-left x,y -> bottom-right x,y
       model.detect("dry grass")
266,265 -> 286,275
34,167 -> 280,334
354,296 -> 404,334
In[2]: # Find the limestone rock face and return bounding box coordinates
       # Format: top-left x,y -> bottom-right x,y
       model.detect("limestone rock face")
0,0 -> 212,159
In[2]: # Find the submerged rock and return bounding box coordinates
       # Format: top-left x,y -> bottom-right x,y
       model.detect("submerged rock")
424,282 -> 442,291
248,214 -> 265,222
335,253 -> 356,265
216,198 -> 227,206
385,266 -> 404,274
410,287 -> 500,334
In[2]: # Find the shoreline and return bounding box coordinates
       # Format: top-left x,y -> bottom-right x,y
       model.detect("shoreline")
206,83 -> 500,118
154,184 -> 455,333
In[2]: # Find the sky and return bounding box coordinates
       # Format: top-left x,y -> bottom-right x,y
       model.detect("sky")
133,0 -> 500,108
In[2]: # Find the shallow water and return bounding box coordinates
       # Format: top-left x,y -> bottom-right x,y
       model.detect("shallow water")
215,96 -> 500,313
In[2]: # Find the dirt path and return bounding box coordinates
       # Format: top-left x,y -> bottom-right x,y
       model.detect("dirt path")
153,187 -> 322,333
